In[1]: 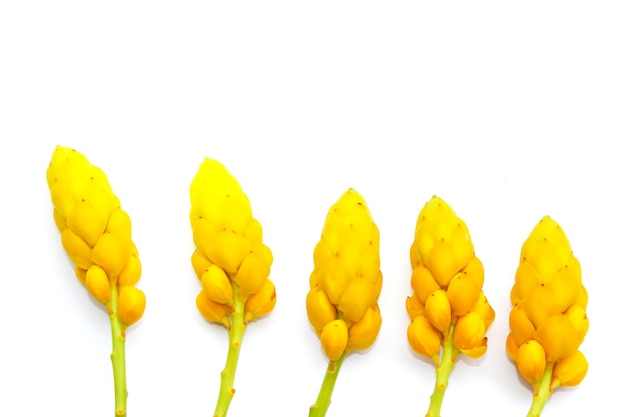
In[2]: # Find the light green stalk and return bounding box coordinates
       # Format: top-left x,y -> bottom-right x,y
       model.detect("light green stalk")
213,284 -> 246,417
108,284 -> 128,417
526,363 -> 554,417
427,324 -> 459,417
309,352 -> 347,417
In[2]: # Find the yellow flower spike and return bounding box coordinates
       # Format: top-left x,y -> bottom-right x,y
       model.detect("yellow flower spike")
308,188 -> 382,417
347,305 -> 382,351
424,289 -> 452,332
201,265 -> 234,305
407,315 -> 442,359
552,351 -> 588,388
244,279 -> 276,323
407,196 -> 494,417
508,216 -> 588,417
47,145 -> 144,417
85,265 -> 111,304
189,158 -> 275,417
320,319 -> 349,361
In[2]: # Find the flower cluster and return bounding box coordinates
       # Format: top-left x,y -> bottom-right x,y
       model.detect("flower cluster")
306,188 -> 383,361
407,196 -> 494,362
47,145 -> 145,326
190,158 -> 276,327
507,216 -> 589,390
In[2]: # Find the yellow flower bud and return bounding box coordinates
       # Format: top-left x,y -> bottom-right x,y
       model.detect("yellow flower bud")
565,304 -> 589,343
191,250 -> 212,280
196,290 -> 232,329
424,289 -> 451,332
320,319 -> 349,361
306,288 -> 337,333
509,304 -> 536,346
415,197 -> 474,288
534,314 -> 579,362
407,315 -> 441,359
447,272 -> 480,317
513,260 -> 540,303
463,255 -> 484,291
61,228 -> 92,270
521,284 -> 563,328
462,342 -> 488,359
201,265 -> 234,305
410,263 -> 441,305
106,208 -> 132,241
516,340 -> 547,384
406,293 -> 425,321
202,229 -> 251,274
470,291 -> 495,329
521,216 -> 572,280
234,251 -> 271,299
424,240 -> 468,288
347,305 -> 382,351
244,218 -> 264,248
454,312 -> 486,352
91,232 -> 131,281
218,194 -> 253,235
552,350 -> 588,387
506,332 -> 520,360
118,253 -> 141,286
189,158 -> 244,223
85,265 -> 111,304
339,277 -> 376,323
75,266 -> 87,285
66,200 -> 109,247
117,286 -> 146,326
244,279 -> 276,323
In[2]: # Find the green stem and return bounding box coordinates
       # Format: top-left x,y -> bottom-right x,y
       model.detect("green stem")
526,363 -> 554,417
109,284 -> 128,417
213,286 -> 246,417
427,324 -> 458,417
309,352 -> 347,417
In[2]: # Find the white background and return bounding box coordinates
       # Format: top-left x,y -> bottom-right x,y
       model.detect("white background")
1,1 -> 624,416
